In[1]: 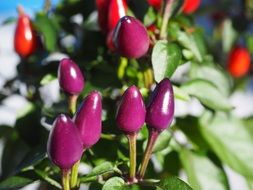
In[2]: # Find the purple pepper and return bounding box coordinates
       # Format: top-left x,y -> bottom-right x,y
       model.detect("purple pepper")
74,91 -> 102,149
58,58 -> 85,95
113,16 -> 149,59
146,78 -> 174,131
47,114 -> 83,170
116,85 -> 146,133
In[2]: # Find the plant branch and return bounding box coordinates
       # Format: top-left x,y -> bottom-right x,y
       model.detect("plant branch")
126,132 -> 137,183
138,128 -> 160,180
62,169 -> 70,190
160,0 -> 175,40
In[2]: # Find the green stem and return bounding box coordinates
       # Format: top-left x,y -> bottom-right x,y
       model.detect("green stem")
62,169 -> 70,190
126,133 -> 137,182
70,160 -> 80,189
68,94 -> 78,116
138,129 -> 160,180
117,57 -> 128,80
160,0 -> 175,40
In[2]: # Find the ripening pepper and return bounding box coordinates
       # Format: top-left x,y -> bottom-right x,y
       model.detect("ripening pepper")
47,114 -> 83,170
116,85 -> 146,134
113,16 -> 149,59
14,6 -> 38,57
227,46 -> 251,78
182,0 -> 201,14
58,58 -> 85,95
146,78 -> 175,131
74,91 -> 102,149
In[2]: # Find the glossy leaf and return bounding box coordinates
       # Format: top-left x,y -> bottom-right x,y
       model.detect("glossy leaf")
200,112 -> 253,179
102,177 -> 125,190
35,13 -> 58,52
190,63 -> 231,96
181,79 -> 232,111
0,176 -> 34,190
180,149 -> 229,190
177,31 -> 205,62
152,40 -> 182,82
156,176 -> 192,190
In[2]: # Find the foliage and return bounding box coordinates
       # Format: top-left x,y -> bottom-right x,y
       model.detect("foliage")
0,0 -> 253,189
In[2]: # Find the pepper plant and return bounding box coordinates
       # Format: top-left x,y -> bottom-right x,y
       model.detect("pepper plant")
0,0 -> 253,190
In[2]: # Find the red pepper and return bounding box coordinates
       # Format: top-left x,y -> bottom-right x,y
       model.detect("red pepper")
147,0 -> 162,10
108,0 -> 128,32
228,46 -> 251,78
96,0 -> 110,34
14,6 -> 37,58
182,0 -> 201,14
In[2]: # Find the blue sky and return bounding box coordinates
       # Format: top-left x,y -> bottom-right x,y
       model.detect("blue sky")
0,0 -> 60,21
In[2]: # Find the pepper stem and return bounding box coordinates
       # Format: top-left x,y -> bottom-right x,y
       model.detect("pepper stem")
138,128 -> 160,180
62,169 -> 70,190
126,132 -> 137,183
70,160 -> 80,189
68,94 -> 78,116
160,0 -> 175,40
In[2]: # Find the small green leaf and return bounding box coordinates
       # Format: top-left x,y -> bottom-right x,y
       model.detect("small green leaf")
156,176 -> 192,190
0,176 -> 34,190
35,13 -> 59,52
177,31 -> 204,62
40,74 -> 57,85
181,79 -> 232,111
86,161 -> 115,177
34,169 -> 61,189
144,7 -> 157,26
152,41 -> 182,82
173,85 -> 190,101
200,112 -> 253,179
222,19 -> 237,53
102,177 -> 125,190
180,149 -> 229,190
190,63 -> 231,96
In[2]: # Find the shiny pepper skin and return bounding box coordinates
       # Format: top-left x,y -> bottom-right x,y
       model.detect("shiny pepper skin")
74,91 -> 102,149
14,6 -> 38,57
58,58 -> 85,95
146,78 -> 175,131
47,114 -> 83,170
116,85 -> 146,134
113,16 -> 149,59
228,46 -> 251,78
108,0 -> 128,31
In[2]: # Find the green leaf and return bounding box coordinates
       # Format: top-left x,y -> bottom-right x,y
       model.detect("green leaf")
35,13 -> 58,52
177,31 -> 205,62
102,177 -> 125,190
156,176 -> 192,190
222,19 -> 237,53
152,41 -> 182,82
40,74 -> 57,85
34,169 -> 61,189
181,79 -> 232,111
0,176 -> 34,190
190,63 -> 231,96
173,85 -> 190,101
15,146 -> 46,172
180,149 -> 229,190
144,7 -> 157,26
86,161 -> 115,177
1,17 -> 16,25
199,112 -> 253,179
